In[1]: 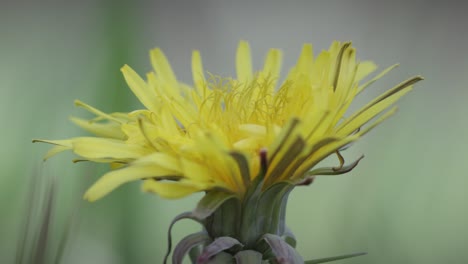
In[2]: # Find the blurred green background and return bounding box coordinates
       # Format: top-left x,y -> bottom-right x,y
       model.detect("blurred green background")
1,0 -> 467,263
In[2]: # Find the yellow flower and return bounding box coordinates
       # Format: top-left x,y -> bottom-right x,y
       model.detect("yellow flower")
34,41 -> 422,202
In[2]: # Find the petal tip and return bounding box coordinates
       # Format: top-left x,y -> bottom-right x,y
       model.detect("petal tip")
120,64 -> 131,72
83,191 -> 97,202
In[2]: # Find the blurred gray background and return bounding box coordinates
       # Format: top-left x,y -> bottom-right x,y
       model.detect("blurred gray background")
1,0 -> 467,263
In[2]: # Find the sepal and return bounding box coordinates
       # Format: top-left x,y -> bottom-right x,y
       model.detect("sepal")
261,234 -> 304,264
282,227 -> 297,248
172,232 -> 211,264
205,252 -> 235,264
234,250 -> 263,263
194,191 -> 237,219
305,155 -> 364,176
164,191 -> 237,264
197,237 -> 243,264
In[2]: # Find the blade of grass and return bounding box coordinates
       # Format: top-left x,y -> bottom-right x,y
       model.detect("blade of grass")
32,176 -> 56,264
15,170 -> 40,264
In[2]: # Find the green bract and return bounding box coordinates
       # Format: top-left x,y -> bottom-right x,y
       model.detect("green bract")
165,156 -> 365,264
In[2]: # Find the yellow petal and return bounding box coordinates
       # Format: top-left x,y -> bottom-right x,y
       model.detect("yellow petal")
233,137 -> 264,150
236,41 -> 253,84
70,117 -> 126,139
165,98 -> 197,127
33,139 -> 73,160
355,61 -> 377,82
134,152 -> 181,172
43,145 -> 71,160
121,65 -> 160,112
192,50 -> 206,95
71,137 -> 148,161
150,48 -> 178,86
267,119 -> 303,177
159,106 -> 183,137
296,44 -> 314,74
337,81 -> 417,136
142,179 -> 205,199
355,106 -> 398,137
239,124 -> 267,137
74,100 -> 121,123
328,41 -> 341,54
32,139 -> 72,147
268,119 -> 300,157
84,164 -> 179,201
357,64 -> 399,94
341,76 -> 422,130
262,48 -> 282,80
190,134 -> 243,192
180,158 -> 215,182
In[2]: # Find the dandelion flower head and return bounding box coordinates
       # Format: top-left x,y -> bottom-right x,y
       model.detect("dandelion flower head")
35,41 -> 422,201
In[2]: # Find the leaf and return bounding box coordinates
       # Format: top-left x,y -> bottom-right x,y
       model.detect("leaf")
304,252 -> 367,264
262,234 -> 304,264
172,232 -> 211,264
198,237 -> 244,264
234,250 -> 263,264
